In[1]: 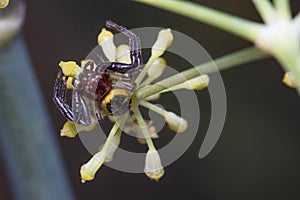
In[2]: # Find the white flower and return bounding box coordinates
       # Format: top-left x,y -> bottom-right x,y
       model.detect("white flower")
144,149 -> 164,181
97,28 -> 116,62
165,112 -> 188,133
145,58 -> 167,84
163,74 -> 209,92
80,150 -> 106,183
116,44 -> 131,63
0,0 -> 8,8
150,29 -> 173,60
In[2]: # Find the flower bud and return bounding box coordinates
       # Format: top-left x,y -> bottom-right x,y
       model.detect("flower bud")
60,121 -> 77,138
151,29 -> 173,59
144,149 -> 164,181
165,112 -> 187,133
147,58 -> 167,82
0,0 -> 9,9
59,61 -> 81,77
97,28 -> 116,62
80,150 -> 106,183
60,118 -> 97,138
184,74 -> 209,90
283,72 -> 296,88
116,44 -> 131,64
65,77 -> 74,89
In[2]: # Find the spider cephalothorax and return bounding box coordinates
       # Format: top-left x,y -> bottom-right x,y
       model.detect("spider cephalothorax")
53,20 -> 142,126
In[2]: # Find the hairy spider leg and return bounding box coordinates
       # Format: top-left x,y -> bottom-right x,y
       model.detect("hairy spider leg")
53,69 -> 75,122
53,69 -> 92,126
72,90 -> 92,126
100,20 -> 142,74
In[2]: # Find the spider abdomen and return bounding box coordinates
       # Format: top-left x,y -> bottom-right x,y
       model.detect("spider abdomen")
100,89 -> 131,116
78,73 -> 112,100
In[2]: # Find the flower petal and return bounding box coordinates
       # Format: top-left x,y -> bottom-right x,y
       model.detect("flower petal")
98,28 -> 116,62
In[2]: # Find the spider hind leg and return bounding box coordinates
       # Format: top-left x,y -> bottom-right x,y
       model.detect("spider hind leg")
104,20 -> 142,73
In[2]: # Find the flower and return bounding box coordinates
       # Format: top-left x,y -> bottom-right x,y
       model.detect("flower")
98,28 -> 116,62
0,0 -> 9,9
144,149 -> 165,181
283,72 -> 296,88
80,150 -> 106,183
59,61 -> 82,77
150,29 -> 173,60
142,58 -> 167,85
58,21 -> 209,182
60,118 -> 97,138
116,44 -> 130,63
165,111 -> 188,133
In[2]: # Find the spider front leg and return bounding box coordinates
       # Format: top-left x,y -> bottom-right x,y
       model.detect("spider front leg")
53,69 -> 75,122
101,20 -> 143,73
72,90 -> 92,126
53,69 -> 91,126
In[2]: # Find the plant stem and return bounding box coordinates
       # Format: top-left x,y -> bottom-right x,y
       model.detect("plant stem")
136,0 -> 263,42
135,57 -> 155,85
0,37 -> 74,200
252,0 -> 277,23
133,106 -> 155,150
102,117 -> 125,152
135,46 -> 269,100
274,0 -> 291,19
139,100 -> 167,116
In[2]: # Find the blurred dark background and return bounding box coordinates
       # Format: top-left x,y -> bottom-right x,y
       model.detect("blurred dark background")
1,0 -> 300,199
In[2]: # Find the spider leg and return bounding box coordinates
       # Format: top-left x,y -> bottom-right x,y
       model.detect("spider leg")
72,90 -> 92,126
103,20 -> 142,73
53,69 -> 74,122
95,110 -> 103,122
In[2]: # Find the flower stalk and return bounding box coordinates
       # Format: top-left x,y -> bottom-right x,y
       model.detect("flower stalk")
80,118 -> 125,183
137,0 -> 300,93
135,0 -> 263,42
134,47 -> 268,100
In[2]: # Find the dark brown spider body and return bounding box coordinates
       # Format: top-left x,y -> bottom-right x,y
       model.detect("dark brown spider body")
74,61 -> 133,116
76,63 -> 112,101
53,20 -> 142,126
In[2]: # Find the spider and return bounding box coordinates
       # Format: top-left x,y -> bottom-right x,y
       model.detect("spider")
53,20 -> 142,126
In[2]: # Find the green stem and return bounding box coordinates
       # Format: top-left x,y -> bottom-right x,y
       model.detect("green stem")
0,37 -> 74,200
133,106 -> 155,150
139,100 -> 168,116
135,0 -> 263,42
135,57 -> 155,85
252,0 -> 277,23
135,46 -> 269,100
102,117 -> 125,151
274,0 -> 291,19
